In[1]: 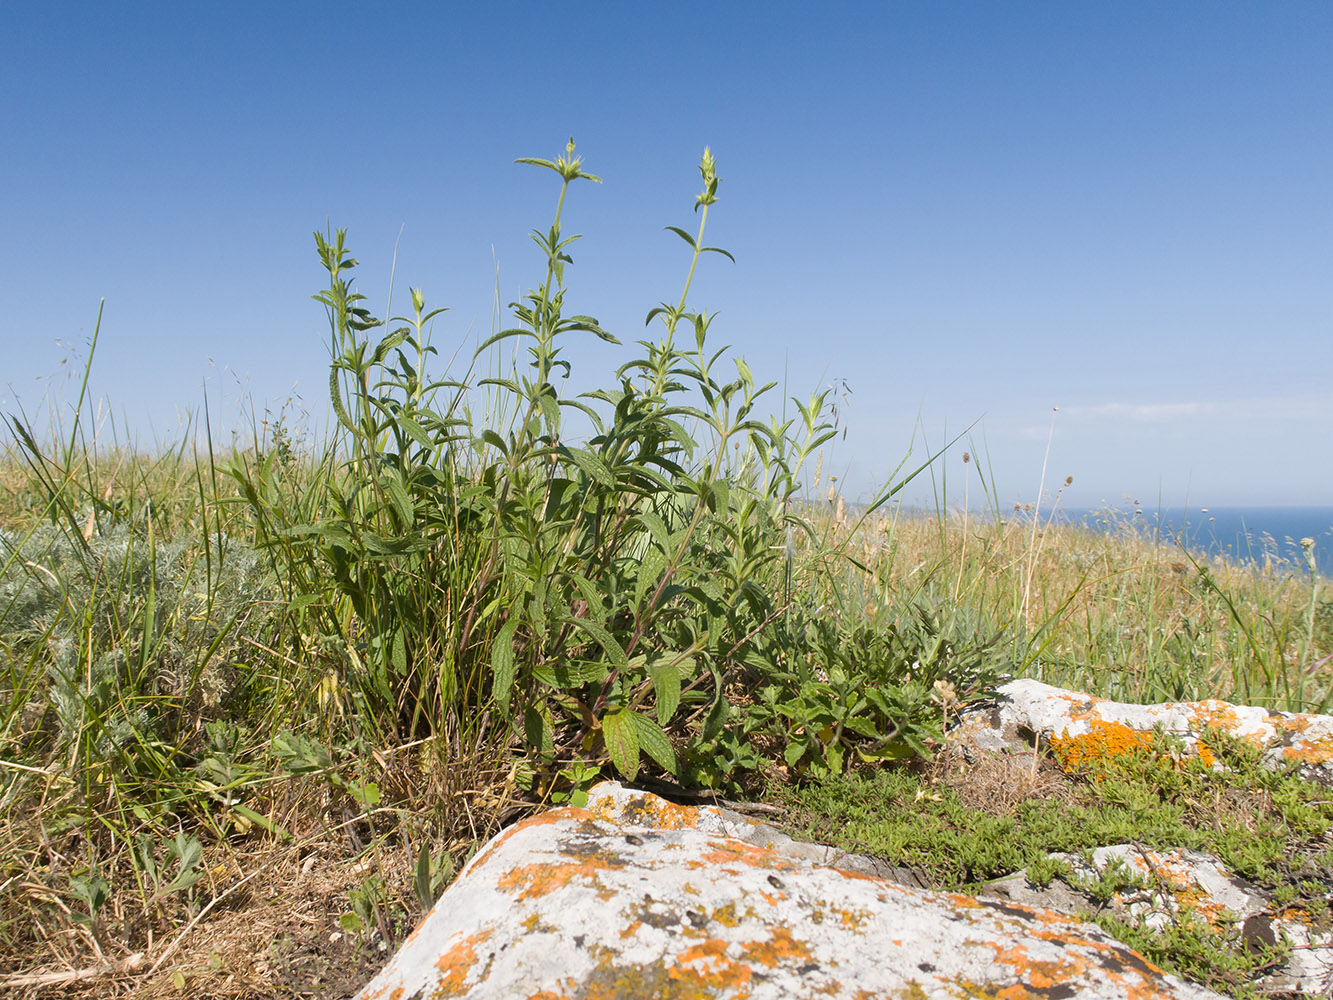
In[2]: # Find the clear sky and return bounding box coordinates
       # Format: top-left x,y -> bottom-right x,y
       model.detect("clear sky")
3,2 -> 1330,508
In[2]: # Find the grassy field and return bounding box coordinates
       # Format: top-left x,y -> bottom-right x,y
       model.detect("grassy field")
2,145 -> 1329,998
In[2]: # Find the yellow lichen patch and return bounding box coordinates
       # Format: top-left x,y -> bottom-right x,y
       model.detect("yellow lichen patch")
495,855 -> 623,902
738,926 -> 813,968
1048,720 -> 1156,772
710,901 -> 742,927
521,912 -> 558,934
431,928 -> 494,997
589,792 -> 702,831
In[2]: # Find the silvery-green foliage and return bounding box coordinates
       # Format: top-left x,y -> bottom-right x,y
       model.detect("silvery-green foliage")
1,518 -> 272,765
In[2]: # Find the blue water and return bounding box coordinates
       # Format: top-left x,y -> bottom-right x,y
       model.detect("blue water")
1065,507 -> 1333,578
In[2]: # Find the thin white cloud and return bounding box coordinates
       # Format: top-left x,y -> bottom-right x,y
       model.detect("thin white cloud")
1063,401 -> 1215,422
1061,394 -> 1332,425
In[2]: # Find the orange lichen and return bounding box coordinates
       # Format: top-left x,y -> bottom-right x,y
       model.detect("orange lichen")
697,838 -> 797,871
431,928 -> 493,997
1047,720 -> 1156,772
1280,735 -> 1333,764
1062,691 -> 1108,721
738,926 -> 814,968
1188,702 -> 1242,733
495,855 -> 623,902
466,807 -> 581,873
1277,713 -> 1316,735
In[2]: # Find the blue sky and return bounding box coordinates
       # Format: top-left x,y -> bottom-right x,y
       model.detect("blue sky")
3,2 -> 1330,508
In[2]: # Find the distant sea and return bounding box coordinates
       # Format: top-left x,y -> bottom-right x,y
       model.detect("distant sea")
1062,507 -> 1333,578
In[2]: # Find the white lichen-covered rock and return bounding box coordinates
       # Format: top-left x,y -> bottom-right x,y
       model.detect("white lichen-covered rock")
357,782 -> 1220,999
982,844 -> 1333,995
953,679 -> 1333,784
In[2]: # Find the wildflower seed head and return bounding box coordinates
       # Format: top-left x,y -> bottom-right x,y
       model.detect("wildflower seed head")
695,146 -> 720,211
962,452 -> 971,464
1064,475 -> 1074,487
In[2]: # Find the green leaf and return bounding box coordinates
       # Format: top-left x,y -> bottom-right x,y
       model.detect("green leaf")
524,706 -> 553,758
386,472 -> 414,526
702,690 -> 729,741
647,658 -> 682,725
491,617 -> 521,717
231,803 -> 288,838
628,711 -> 678,775
414,842 -> 434,910
664,226 -> 697,250
329,366 -> 355,433
784,741 -> 807,768
396,414 -> 435,449
391,628 -> 407,678
566,573 -> 606,622
348,781 -> 381,808
478,429 -> 509,456
559,616 -> 628,669
565,447 -> 616,489
634,511 -> 671,553
603,708 -> 641,780
532,659 -> 610,689
538,391 -> 560,431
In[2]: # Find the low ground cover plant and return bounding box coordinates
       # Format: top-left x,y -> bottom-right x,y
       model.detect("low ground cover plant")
0,141 -> 1328,998
774,728 -> 1333,999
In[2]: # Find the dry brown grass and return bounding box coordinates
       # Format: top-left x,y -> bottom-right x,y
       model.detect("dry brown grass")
0,746 -> 521,999
798,502 -> 1330,711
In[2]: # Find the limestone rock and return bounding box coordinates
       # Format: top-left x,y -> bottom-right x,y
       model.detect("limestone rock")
953,679 -> 1333,785
357,782 -> 1219,999
981,844 -> 1333,995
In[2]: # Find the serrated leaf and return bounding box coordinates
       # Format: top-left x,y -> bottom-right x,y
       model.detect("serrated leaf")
329,367 -> 355,433
538,391 -> 560,431
396,414 -> 435,449
491,618 -> 520,716
702,691 -> 729,741
385,473 -> 414,526
603,708 -> 641,780
627,711 -> 678,775
532,659 -> 610,688
647,658 -> 681,725
784,741 -> 807,768
565,447 -> 615,489
634,511 -> 670,553
566,573 -> 607,622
